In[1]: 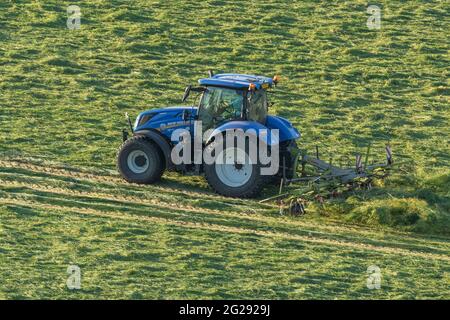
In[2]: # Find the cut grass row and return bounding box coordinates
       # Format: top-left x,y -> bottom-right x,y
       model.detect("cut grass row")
0,159 -> 449,299
1,159 -> 449,254
1,203 -> 449,299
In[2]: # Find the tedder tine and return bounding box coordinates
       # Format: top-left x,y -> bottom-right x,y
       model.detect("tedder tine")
364,144 -> 371,169
386,144 -> 393,165
355,154 -> 363,173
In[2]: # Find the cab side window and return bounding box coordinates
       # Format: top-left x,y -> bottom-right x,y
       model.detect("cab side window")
248,90 -> 268,123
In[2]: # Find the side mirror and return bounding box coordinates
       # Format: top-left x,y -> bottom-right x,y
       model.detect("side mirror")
182,85 -> 191,102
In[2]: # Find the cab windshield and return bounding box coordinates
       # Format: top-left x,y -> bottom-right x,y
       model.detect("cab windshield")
198,87 -> 243,130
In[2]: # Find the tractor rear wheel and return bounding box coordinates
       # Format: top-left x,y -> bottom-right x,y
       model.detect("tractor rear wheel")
117,136 -> 164,184
204,142 -> 265,198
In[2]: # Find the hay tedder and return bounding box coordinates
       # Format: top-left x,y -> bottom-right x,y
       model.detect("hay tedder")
262,144 -> 394,215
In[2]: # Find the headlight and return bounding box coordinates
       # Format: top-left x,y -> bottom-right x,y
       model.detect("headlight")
135,114 -> 154,128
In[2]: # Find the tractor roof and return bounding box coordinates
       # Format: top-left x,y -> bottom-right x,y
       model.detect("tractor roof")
198,73 -> 275,90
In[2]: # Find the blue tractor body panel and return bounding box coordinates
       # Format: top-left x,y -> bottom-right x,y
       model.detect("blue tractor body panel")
207,116 -> 300,145
265,115 -> 300,142
135,108 -> 300,146
206,120 -> 273,145
134,106 -> 198,143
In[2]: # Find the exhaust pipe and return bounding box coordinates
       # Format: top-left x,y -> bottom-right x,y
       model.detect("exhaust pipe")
125,112 -> 134,133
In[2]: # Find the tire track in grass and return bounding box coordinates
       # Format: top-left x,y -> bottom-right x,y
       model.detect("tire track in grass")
3,158 -> 448,244
0,159 -> 264,206
2,182 -> 449,258
0,178 -> 248,217
0,168 -> 265,216
1,175 -> 449,254
1,197 -> 449,262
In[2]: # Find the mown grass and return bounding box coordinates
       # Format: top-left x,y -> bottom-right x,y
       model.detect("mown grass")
0,0 -> 449,298
0,157 -> 449,299
0,164 -> 449,299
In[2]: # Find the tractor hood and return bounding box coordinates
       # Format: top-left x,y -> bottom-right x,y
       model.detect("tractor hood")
134,106 -> 197,134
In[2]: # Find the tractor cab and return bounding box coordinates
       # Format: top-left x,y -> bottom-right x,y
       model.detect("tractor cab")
183,73 -> 278,131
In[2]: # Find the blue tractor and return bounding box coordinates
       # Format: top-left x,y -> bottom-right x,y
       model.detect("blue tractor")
117,72 -> 301,198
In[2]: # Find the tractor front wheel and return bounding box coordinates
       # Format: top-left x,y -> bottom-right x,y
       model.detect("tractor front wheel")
117,136 -> 164,184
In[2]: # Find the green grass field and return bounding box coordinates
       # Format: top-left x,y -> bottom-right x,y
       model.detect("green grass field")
0,1 -> 449,299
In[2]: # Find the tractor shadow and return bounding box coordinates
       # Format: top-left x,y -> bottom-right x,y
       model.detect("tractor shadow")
158,172 -> 279,207
159,173 -> 212,194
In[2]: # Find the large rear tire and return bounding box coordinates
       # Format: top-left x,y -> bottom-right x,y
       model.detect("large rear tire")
204,141 -> 265,198
117,136 -> 164,184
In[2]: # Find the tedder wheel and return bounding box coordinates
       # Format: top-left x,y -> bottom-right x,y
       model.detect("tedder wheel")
204,140 -> 266,198
117,136 -> 164,184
